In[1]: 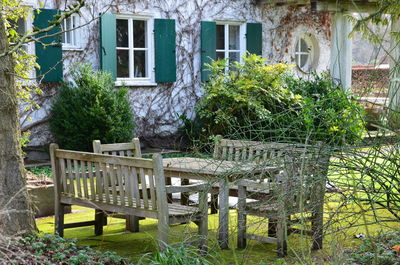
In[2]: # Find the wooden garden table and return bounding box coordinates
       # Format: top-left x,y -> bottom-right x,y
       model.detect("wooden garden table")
162,157 -> 278,249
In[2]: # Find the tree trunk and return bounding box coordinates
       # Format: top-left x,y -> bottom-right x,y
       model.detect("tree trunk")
0,14 -> 36,236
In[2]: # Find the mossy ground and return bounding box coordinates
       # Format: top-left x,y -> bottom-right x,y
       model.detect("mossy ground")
36,202 -> 400,264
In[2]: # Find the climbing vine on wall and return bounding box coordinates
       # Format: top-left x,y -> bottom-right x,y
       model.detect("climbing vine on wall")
24,0 -> 331,148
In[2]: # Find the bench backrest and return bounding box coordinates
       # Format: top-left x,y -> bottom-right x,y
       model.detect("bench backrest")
213,135 -> 290,163
50,144 -> 167,213
238,144 -> 330,212
93,138 -> 142,158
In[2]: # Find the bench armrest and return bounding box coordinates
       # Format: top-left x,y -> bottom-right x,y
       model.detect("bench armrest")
165,183 -> 210,193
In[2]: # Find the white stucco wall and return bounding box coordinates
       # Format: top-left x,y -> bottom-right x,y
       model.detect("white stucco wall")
22,0 -> 331,147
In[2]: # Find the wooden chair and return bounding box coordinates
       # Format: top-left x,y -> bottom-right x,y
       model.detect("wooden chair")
236,145 -> 330,257
92,139 -> 142,232
210,135 -> 290,214
50,144 -> 209,251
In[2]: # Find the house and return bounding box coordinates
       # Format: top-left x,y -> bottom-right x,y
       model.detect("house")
17,0 -> 387,151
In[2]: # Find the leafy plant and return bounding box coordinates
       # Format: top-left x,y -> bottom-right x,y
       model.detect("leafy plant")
139,243 -> 213,265
188,54 -> 365,147
346,231 -> 400,265
49,64 -> 134,151
0,233 -> 130,264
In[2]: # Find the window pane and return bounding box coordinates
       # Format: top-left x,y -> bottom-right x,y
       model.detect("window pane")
229,52 -> 240,71
229,25 -> 240,50
300,38 -> 308,52
217,52 -> 225,60
134,50 -> 147,77
16,18 -> 26,35
300,54 -> 309,68
216,25 -> 225,50
133,20 -> 146,48
229,52 -> 240,63
117,50 -> 130,77
66,18 -> 72,44
116,19 -> 129,47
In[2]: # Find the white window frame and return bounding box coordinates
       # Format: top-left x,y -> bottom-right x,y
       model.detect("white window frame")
215,21 -> 246,70
294,33 -> 319,73
115,14 -> 155,87
62,13 -> 81,50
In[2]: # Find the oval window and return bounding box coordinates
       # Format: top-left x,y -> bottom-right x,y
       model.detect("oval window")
294,34 -> 319,73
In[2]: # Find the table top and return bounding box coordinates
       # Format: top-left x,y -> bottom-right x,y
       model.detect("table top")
163,157 -> 278,179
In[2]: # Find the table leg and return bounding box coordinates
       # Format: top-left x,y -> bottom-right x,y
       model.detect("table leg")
218,178 -> 229,249
181,178 -> 189,206
166,177 -> 172,203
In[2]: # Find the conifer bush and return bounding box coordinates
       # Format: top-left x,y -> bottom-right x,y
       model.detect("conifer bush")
50,64 -> 134,151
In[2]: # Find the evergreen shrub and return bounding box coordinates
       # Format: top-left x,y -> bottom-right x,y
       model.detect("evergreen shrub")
50,64 -> 134,151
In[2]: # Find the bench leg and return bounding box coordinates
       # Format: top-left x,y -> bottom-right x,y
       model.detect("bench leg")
157,218 -> 169,251
95,210 -> 105,236
311,204 -> 324,250
166,177 -> 173,203
126,215 -> 140,232
268,218 -> 277,237
210,192 -> 218,214
198,191 -> 208,252
276,217 -> 287,257
237,212 -> 247,249
181,178 -> 190,206
55,203 -> 65,237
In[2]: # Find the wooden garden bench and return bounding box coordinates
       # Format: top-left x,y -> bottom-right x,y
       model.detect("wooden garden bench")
236,145 -> 330,257
209,135 -> 291,213
49,144 -> 209,250
92,139 -> 142,232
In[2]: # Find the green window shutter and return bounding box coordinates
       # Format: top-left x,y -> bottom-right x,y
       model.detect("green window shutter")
154,19 -> 176,83
246,23 -> 262,56
201,21 -> 216,82
33,9 -> 62,82
100,13 -> 116,80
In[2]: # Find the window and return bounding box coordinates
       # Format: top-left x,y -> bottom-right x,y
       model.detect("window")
216,23 -> 244,65
116,16 -> 153,84
62,14 -> 80,49
294,34 -> 319,73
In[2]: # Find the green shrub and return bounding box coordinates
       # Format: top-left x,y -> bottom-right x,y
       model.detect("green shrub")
189,54 -> 364,147
50,64 -> 134,151
0,233 -> 130,264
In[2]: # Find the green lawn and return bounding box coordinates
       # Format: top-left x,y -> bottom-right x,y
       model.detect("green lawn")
36,201 -> 400,264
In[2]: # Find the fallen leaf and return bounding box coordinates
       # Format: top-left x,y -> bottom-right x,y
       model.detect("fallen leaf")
391,245 -> 400,252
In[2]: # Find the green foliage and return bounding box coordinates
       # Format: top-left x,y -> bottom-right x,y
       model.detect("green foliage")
50,64 -> 134,151
139,243 -> 213,265
346,231 -> 400,265
27,166 -> 52,179
0,233 -> 130,264
284,73 -> 365,146
191,54 -> 364,146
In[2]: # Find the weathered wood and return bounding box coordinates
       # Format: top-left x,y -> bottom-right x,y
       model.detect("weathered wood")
153,154 -> 169,250
95,209 -> 104,236
235,145 -> 329,257
65,220 -> 97,229
237,185 -> 247,249
218,178 -> 229,249
56,149 -> 153,168
52,146 -> 208,250
81,160 -> 89,198
166,183 -> 210,193
50,143 -> 63,236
